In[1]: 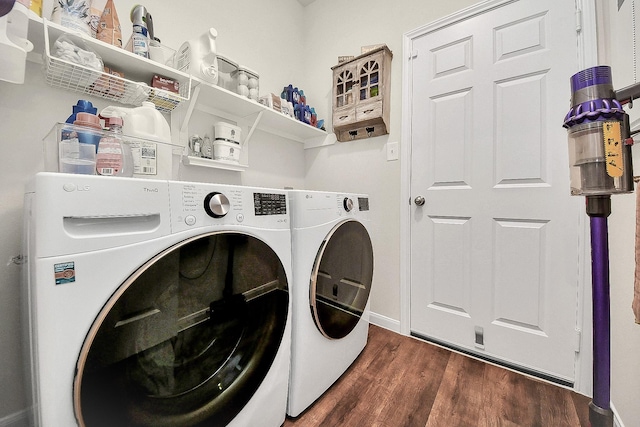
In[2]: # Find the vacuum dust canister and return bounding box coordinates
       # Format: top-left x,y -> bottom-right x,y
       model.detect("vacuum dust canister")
563,65 -> 634,196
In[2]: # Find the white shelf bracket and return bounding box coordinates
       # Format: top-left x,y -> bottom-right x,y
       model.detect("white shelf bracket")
244,110 -> 264,147
180,85 -> 201,134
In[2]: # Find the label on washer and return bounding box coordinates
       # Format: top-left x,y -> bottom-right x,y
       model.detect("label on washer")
54,262 -> 76,285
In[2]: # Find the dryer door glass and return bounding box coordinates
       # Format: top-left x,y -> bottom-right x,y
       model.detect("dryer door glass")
310,220 -> 374,339
74,232 -> 289,427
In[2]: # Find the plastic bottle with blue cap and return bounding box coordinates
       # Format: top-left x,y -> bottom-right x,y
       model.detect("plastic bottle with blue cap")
62,100 -> 97,141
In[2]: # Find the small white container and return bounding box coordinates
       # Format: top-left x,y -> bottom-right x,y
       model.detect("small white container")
213,140 -> 241,163
213,122 -> 242,163
214,122 -> 241,143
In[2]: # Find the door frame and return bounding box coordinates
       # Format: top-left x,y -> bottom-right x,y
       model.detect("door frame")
399,0 -> 598,395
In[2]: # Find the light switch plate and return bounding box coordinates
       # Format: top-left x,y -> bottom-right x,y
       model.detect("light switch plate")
386,141 -> 399,161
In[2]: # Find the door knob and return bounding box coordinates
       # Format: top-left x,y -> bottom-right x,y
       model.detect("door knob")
414,196 -> 425,206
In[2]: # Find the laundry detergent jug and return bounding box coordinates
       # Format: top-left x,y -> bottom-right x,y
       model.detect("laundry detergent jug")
100,101 -> 173,179
175,28 -> 219,84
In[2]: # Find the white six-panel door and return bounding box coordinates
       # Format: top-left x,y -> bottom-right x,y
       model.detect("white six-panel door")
409,0 -> 582,382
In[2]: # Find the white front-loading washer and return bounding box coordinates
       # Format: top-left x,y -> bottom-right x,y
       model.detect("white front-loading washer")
22,172 -> 292,427
286,190 -> 374,417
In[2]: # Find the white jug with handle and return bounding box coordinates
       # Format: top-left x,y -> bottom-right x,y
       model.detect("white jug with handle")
100,102 -> 174,179
175,28 -> 219,84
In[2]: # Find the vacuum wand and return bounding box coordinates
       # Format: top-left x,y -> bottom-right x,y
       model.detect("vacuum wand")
586,196 -> 613,427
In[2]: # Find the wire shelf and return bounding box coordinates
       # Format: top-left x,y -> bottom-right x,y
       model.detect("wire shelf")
42,20 -> 190,113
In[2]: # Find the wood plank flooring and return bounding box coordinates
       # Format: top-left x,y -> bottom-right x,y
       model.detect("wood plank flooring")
283,325 -> 590,427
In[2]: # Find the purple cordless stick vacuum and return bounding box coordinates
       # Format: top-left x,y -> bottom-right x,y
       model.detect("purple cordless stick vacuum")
563,65 -> 637,427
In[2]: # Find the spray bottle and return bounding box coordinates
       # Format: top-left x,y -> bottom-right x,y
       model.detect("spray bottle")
96,114 -> 133,177
130,5 -> 149,58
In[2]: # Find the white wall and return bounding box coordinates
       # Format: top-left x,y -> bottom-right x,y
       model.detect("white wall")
600,1 -> 640,425
301,0 -> 479,323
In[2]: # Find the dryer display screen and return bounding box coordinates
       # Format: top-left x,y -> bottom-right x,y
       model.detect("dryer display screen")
358,197 -> 369,211
253,193 -> 287,216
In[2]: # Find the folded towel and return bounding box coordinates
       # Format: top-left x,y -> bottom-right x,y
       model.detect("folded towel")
53,38 -> 103,71
634,186 -> 640,324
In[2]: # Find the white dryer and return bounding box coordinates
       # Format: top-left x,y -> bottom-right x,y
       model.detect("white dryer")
22,172 -> 292,427
286,190 -> 374,417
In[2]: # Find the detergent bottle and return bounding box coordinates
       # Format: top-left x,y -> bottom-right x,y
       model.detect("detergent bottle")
176,28 -> 219,84
99,101 -> 172,178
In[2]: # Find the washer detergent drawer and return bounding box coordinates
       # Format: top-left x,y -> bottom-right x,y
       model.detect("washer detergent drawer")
30,173 -> 171,257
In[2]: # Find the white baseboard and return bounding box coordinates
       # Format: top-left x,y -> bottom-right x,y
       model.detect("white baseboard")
0,409 -> 29,427
369,311 -> 401,333
611,401 -> 625,427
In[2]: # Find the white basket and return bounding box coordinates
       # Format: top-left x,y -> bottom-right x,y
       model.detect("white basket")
42,19 -> 191,113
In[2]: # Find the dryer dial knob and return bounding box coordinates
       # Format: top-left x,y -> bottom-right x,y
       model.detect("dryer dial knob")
343,197 -> 354,212
204,192 -> 231,218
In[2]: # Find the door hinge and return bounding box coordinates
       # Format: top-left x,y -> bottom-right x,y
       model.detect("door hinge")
410,49 -> 418,60
575,8 -> 583,34
574,328 -> 582,353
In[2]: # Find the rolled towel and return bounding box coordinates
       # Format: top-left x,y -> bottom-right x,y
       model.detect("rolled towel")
52,35 -> 103,71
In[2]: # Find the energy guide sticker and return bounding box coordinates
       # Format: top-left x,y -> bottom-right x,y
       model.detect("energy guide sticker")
54,262 -> 76,285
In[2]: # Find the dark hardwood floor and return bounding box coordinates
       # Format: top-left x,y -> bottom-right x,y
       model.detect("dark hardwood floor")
283,325 -> 590,427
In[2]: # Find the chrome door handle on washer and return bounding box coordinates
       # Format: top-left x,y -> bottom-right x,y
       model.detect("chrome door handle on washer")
414,196 -> 425,206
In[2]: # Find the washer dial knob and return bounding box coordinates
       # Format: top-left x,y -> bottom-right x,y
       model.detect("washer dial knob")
343,197 -> 354,212
204,192 -> 230,218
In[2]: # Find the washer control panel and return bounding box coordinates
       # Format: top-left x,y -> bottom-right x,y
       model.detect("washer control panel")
169,182 -> 290,232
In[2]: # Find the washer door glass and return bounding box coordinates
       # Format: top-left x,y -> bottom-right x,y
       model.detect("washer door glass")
74,232 -> 289,427
310,220 -> 374,339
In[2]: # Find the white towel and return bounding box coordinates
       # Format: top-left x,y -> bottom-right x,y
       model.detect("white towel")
634,186 -> 640,324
